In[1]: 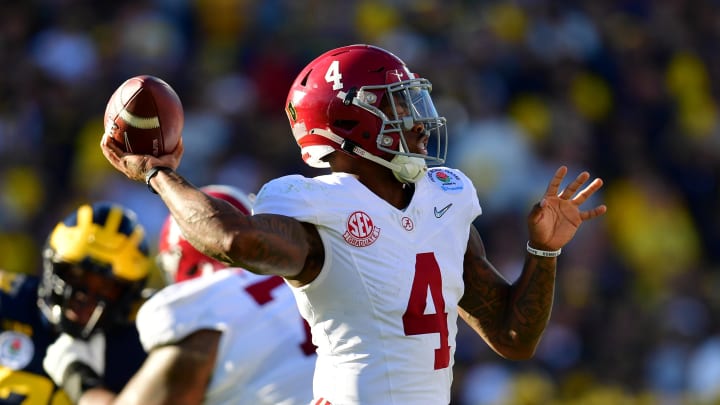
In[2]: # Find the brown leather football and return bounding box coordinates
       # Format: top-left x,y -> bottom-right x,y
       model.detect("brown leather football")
104,75 -> 183,157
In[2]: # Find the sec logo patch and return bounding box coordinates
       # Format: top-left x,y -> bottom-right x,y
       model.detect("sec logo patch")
343,211 -> 381,247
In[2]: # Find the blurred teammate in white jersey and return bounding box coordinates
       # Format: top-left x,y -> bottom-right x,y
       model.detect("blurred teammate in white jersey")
101,44 -> 607,404
71,185 -> 316,405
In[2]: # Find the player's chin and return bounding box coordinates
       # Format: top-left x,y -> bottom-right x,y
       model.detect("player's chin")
413,145 -> 428,156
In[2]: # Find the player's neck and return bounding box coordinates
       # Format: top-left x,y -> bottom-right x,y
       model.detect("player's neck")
356,172 -> 414,210
329,153 -> 414,209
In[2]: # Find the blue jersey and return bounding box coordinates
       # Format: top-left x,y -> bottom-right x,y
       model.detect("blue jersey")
0,270 -> 147,404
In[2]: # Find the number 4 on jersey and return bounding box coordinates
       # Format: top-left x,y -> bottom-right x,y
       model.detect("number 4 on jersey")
402,252 -> 450,369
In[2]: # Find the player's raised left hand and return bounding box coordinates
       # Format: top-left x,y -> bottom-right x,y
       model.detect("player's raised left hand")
527,166 -> 606,251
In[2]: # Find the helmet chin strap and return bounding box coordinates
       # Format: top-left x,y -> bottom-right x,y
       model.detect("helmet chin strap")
81,301 -> 106,339
309,128 -> 428,184
389,155 -> 427,183
345,142 -> 427,184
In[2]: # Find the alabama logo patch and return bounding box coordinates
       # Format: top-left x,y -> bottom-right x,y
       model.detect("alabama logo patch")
428,168 -> 465,193
0,331 -> 34,370
343,211 -> 381,247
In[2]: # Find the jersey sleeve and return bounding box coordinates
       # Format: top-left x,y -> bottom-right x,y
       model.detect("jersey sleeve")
136,270 -> 242,351
455,168 -> 483,220
253,175 -> 325,224
426,167 -> 483,222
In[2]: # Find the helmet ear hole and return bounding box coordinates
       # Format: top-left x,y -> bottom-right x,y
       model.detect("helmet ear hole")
299,70 -> 312,87
186,264 -> 200,279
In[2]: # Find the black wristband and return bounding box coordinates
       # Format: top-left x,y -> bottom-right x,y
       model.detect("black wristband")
145,166 -> 172,194
61,362 -> 103,403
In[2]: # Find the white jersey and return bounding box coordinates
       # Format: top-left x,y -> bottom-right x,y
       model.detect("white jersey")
254,168 -> 482,405
136,269 -> 316,405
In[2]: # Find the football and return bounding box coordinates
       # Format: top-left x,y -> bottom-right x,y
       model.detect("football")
104,75 -> 183,156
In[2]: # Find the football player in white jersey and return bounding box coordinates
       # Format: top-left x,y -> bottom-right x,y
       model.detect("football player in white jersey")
100,44 -> 607,404
67,185 -> 316,405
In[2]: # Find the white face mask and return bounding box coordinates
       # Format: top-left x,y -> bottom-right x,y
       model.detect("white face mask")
391,155 -> 427,183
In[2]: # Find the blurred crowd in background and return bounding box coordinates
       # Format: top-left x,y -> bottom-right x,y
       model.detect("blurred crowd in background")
1,0 -> 719,404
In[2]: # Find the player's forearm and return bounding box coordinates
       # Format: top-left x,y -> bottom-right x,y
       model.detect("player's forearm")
152,168 -> 240,260
151,169 -> 231,258
504,254 -> 557,353
150,169 -> 309,278
458,239 -> 556,359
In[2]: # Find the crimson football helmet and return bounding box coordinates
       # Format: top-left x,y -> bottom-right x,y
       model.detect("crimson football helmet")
285,44 -> 447,183
157,185 -> 254,284
39,202 -> 151,339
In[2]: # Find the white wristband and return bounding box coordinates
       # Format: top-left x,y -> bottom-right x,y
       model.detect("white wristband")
526,242 -> 561,257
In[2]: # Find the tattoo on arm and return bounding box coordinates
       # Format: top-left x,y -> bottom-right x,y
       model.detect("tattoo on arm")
509,256 -> 556,340
459,228 -> 557,353
236,214 -> 315,279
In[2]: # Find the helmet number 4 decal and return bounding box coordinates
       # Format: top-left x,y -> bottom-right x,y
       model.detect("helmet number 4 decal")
325,60 -> 343,90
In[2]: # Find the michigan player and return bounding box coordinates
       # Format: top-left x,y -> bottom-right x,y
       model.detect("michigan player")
0,202 -> 150,404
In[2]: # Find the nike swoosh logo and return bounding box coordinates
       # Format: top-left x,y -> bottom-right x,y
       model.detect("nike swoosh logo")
434,203 -> 453,218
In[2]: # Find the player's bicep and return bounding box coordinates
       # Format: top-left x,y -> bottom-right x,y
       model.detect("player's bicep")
113,329 -> 220,405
